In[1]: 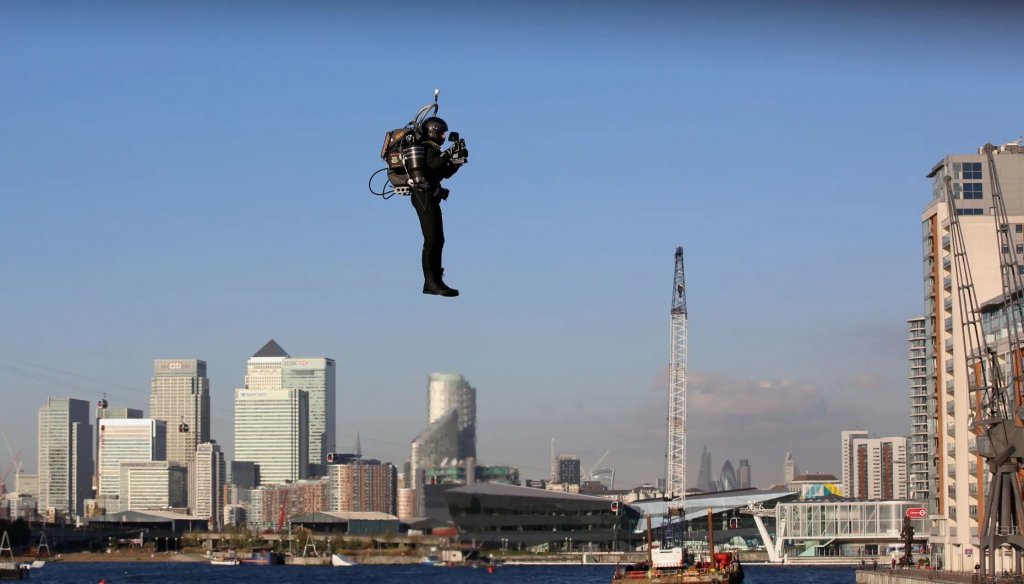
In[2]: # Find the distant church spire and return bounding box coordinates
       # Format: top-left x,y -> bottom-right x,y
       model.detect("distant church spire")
353,430 -> 362,457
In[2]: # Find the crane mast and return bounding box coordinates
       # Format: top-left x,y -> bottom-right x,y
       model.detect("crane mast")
666,247 -> 688,504
943,143 -> 1024,578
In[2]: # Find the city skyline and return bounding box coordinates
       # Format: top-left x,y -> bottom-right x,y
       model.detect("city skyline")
3,1 -> 1024,488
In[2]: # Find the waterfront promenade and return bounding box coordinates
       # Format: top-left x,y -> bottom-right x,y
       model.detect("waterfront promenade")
857,568 -> 1023,584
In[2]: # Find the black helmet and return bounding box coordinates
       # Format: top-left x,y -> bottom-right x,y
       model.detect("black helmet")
422,117 -> 448,144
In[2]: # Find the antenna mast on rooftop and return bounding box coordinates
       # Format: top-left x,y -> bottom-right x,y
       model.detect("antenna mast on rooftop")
665,247 -> 688,504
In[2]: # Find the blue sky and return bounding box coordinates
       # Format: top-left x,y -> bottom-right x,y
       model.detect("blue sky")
2,0 -> 1022,488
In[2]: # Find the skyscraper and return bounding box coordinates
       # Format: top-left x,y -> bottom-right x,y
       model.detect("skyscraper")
38,397 -> 92,517
783,450 -> 797,485
921,143 -> 1024,571
738,459 -> 751,489
194,441 -> 225,528
150,359 -> 211,510
283,357 -> 336,476
245,341 -> 336,477
97,419 -> 166,498
245,339 -> 289,390
234,388 -> 308,485
427,373 -> 476,460
409,409 -> 458,490
719,460 -> 737,491
695,447 -> 714,492
907,317 -> 930,501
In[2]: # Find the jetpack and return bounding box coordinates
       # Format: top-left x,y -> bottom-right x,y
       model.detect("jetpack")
368,89 -> 468,199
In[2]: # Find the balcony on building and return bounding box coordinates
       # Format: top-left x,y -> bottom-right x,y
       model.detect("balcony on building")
946,401 -> 955,415
943,255 -> 952,269
946,380 -> 955,395
968,461 -> 978,474
947,442 -> 956,456
942,234 -> 950,249
944,276 -> 952,290
946,421 -> 956,436
967,438 -> 977,455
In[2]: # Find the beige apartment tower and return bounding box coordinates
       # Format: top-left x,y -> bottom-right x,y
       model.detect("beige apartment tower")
920,142 -> 1024,571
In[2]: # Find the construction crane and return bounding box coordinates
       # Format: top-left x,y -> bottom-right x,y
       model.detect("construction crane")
942,141 -> 1024,578
665,247 -> 688,505
0,432 -> 21,495
583,450 -> 611,482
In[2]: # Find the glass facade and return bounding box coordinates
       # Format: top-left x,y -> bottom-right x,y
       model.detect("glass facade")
234,388 -> 309,485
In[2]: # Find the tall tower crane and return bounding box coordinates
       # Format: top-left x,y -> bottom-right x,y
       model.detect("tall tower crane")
943,142 -> 1024,578
665,247 -> 688,504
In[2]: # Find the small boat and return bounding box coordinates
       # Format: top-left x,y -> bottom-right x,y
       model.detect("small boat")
210,558 -> 240,566
0,562 -> 29,581
330,553 -> 357,567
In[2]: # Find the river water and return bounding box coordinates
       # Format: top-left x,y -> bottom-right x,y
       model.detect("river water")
29,563 -> 860,583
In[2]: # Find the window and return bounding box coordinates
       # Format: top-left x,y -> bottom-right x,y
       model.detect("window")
956,208 -> 983,216
954,162 -> 982,180
1016,245 -> 1023,254
1017,225 -> 1023,234
962,182 -> 983,199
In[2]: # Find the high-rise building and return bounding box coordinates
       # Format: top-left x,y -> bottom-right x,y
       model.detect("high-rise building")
719,460 -> 737,491
427,373 -> 476,460
234,388 -> 308,485
245,341 -> 336,478
194,442 -> 225,528
119,461 -> 187,510
783,450 -> 797,486
840,431 -> 869,497
907,317 -> 930,501
97,419 -> 166,498
738,459 -> 751,489
282,357 -> 336,477
93,399 -> 143,494
921,142 -> 1024,569
244,339 -> 289,390
150,359 -> 211,511
847,436 -> 908,500
555,455 -> 581,486
696,447 -> 714,492
409,409 -> 458,491
38,397 -> 92,517
328,459 -> 397,514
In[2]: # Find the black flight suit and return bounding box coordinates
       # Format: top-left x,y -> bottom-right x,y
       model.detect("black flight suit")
410,137 -> 461,292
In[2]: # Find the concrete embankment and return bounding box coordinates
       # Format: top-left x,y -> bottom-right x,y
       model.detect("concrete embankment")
856,569 -> 977,584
